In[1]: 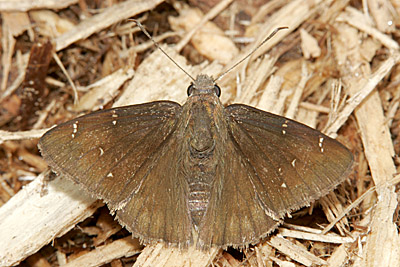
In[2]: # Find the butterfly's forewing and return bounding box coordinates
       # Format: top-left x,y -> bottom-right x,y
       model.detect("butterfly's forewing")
225,104 -> 353,218
39,101 -> 192,244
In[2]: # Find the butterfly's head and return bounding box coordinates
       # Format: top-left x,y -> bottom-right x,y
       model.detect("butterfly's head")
187,74 -> 221,97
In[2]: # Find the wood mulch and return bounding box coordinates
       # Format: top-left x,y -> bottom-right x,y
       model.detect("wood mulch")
0,0 -> 399,266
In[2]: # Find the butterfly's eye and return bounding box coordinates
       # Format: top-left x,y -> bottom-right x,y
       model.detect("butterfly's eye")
214,85 -> 221,97
187,84 -> 194,96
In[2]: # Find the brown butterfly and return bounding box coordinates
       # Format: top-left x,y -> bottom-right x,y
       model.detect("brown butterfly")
39,73 -> 353,249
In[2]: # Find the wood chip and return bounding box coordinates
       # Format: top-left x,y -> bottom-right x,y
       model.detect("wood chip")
63,237 -> 142,267
268,235 -> 327,266
0,173 -> 102,266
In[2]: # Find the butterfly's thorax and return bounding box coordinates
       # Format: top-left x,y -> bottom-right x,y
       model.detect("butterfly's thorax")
179,93 -> 226,227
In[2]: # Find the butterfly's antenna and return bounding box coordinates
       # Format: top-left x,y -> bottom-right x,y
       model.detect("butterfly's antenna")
133,19 -> 196,82
214,26 -> 288,82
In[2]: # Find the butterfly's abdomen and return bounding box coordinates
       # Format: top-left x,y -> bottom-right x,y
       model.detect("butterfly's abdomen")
188,178 -> 212,227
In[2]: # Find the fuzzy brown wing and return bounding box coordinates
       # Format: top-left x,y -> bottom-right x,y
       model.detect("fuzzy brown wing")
39,101 -> 192,245
198,104 -> 352,248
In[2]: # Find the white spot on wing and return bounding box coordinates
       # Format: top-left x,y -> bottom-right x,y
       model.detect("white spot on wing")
72,121 -> 79,138
319,137 -> 324,152
282,120 -> 288,135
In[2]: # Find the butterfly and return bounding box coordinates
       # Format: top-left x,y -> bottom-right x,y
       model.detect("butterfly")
39,73 -> 353,249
